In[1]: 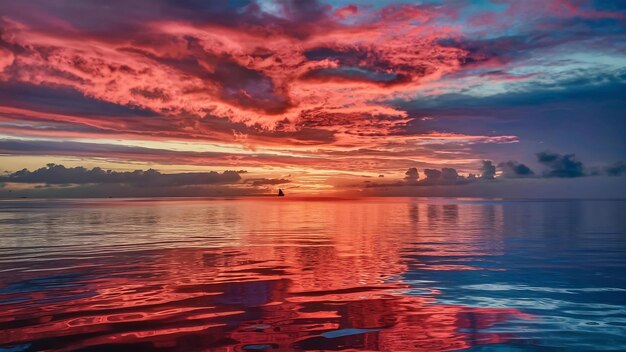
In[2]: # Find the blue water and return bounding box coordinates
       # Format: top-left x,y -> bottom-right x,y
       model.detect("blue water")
0,198 -> 625,351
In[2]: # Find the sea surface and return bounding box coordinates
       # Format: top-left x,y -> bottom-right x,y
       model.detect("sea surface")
0,197 -> 625,351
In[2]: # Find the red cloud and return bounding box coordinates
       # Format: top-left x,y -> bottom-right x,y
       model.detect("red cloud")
334,5 -> 358,19
0,4 -> 468,133
2,0 -> 617,188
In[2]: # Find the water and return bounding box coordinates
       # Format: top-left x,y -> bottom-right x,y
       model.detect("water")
0,197 -> 625,351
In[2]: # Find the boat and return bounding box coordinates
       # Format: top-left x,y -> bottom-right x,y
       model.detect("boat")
278,189 -> 285,197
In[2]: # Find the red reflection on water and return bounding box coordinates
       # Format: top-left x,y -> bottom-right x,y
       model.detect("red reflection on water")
0,199 -> 529,351
0,245 -> 532,352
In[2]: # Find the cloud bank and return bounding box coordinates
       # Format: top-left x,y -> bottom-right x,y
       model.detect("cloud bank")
364,151 -> 624,192
0,164 -> 244,187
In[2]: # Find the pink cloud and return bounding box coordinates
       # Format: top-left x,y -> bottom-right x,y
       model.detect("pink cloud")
1,0 -> 618,190
0,5 -> 469,134
334,4 -> 358,20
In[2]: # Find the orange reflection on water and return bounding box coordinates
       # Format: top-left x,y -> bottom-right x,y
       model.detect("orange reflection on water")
0,245 -> 531,351
0,198 -> 530,351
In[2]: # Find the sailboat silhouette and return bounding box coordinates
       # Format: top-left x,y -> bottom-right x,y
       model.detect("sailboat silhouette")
278,189 -> 285,197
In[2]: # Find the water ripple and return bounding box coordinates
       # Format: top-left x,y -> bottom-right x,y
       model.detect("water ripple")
0,198 -> 625,351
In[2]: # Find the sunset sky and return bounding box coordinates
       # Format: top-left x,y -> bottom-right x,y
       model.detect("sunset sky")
0,0 -> 625,197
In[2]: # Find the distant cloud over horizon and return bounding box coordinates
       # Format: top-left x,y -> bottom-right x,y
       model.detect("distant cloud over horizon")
1,156 -> 624,198
363,151 -> 625,192
404,167 -> 419,184
480,161 -> 496,180
536,151 -> 586,178
0,164 -> 276,198
498,161 -> 535,178
367,166 -> 470,188
245,178 -> 292,187
0,164 -> 245,187
605,162 -> 626,177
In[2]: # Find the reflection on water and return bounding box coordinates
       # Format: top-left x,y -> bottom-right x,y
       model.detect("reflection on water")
0,198 -> 625,351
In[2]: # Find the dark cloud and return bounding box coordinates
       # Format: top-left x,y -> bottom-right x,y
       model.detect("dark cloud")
124,46 -> 292,115
438,5 -> 626,70
480,160 -> 496,179
0,0 -> 334,38
368,167 -> 468,188
404,167 -> 419,184
441,168 -> 460,182
498,161 -> 535,178
0,139 -> 339,168
400,72 -> 626,115
0,164 -> 244,187
0,183 -> 260,198
358,175 -> 626,199
399,76 -> 626,165
421,167 -> 464,185
0,83 -> 157,118
301,66 -> 405,86
537,151 -> 585,177
246,178 -> 291,186
210,60 -> 291,114
605,161 -> 626,176
423,169 -> 441,181
301,45 -> 424,86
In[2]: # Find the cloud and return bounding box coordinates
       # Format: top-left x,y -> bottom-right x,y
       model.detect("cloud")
0,138 -> 345,169
480,160 -> 496,179
0,163 -> 244,187
605,161 -> 626,176
404,167 -> 419,184
536,151 -> 585,177
422,168 -> 442,183
246,178 -> 291,186
0,0 -> 624,196
358,152 -> 626,196
0,0 -> 467,133
441,168 -> 460,182
357,175 -> 626,199
498,161 -> 535,178
422,167 -> 465,185
368,166 -> 468,187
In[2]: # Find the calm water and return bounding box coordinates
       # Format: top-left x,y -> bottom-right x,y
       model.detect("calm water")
0,198 -> 625,351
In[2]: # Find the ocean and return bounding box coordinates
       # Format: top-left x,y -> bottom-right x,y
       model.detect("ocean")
1,197 -> 625,351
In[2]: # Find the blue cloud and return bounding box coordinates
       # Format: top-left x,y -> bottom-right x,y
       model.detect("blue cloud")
537,151 -> 585,178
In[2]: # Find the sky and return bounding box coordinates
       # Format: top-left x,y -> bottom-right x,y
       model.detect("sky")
0,0 -> 625,198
